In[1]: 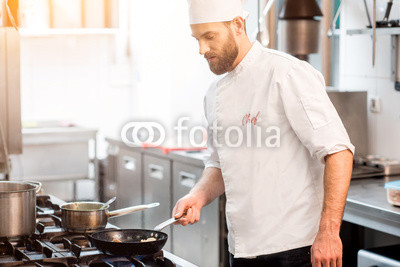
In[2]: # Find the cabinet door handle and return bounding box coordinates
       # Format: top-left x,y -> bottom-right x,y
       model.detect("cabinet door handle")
123,156 -> 136,171
149,164 -> 164,180
179,171 -> 197,188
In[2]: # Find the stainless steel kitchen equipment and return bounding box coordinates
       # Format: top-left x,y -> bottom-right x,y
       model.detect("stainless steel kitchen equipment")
352,155 -> 400,179
0,27 -> 22,176
9,125 -> 98,201
172,161 -> 219,267
326,89 -> 368,157
0,181 -> 41,239
61,201 -> 159,233
99,142 -> 119,208
277,0 -> 323,61
0,194 -> 196,267
143,154 -> 172,251
358,245 -> 400,267
115,148 -> 143,229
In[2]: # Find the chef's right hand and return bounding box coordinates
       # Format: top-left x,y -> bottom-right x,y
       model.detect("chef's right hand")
172,193 -> 203,226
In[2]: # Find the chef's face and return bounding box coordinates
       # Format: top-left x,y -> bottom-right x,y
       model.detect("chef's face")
191,21 -> 239,75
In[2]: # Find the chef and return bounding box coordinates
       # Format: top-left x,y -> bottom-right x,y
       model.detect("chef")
172,0 -> 354,266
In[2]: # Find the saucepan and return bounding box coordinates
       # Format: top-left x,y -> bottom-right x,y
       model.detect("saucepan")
89,216 -> 181,256
0,181 -> 42,238
61,201 -> 160,233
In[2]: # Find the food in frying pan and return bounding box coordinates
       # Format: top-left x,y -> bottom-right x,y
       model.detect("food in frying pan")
140,237 -> 157,243
112,237 -> 122,242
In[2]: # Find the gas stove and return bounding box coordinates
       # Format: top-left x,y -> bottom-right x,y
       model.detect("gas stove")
0,195 -> 185,267
352,155 -> 400,179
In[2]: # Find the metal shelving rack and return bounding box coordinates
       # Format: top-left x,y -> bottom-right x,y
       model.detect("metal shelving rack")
329,0 -> 400,91
346,27 -> 400,36
337,27 -> 400,91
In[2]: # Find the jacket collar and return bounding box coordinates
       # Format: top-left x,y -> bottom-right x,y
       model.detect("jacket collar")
217,41 -> 263,87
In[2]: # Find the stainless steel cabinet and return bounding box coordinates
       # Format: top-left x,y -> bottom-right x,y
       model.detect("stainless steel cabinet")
113,148 -> 142,228
143,154 -> 172,251
172,162 -> 219,267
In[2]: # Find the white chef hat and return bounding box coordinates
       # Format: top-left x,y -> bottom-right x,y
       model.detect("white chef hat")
188,0 -> 249,25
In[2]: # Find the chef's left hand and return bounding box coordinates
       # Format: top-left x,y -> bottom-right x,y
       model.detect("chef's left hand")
311,230 -> 342,267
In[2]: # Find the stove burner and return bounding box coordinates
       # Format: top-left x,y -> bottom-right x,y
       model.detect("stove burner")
0,195 -> 177,267
69,235 -> 90,248
0,241 -> 14,256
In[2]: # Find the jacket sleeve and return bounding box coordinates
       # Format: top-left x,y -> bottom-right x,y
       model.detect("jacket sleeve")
277,60 -> 355,163
203,94 -> 221,169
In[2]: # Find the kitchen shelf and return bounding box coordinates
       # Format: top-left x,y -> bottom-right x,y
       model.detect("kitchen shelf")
337,27 -> 400,91
19,28 -> 121,37
332,27 -> 400,36
348,27 -> 400,36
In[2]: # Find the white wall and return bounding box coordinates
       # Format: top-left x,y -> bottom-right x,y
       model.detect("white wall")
19,0 -> 220,154
127,0 -> 259,147
20,34 -> 134,158
128,0 -> 216,146
339,0 -> 400,160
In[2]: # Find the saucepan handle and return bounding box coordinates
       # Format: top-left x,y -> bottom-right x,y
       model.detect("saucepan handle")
25,181 -> 42,194
108,202 -> 160,218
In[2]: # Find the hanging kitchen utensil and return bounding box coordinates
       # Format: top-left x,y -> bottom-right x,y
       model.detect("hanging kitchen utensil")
363,0 -> 372,28
100,196 -> 116,210
61,202 -> 160,233
327,0 -> 344,37
256,0 -> 274,47
376,0 -> 394,27
383,0 -> 393,22
373,0 -> 376,67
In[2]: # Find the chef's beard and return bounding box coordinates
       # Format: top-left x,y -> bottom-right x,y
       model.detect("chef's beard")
205,31 -> 239,75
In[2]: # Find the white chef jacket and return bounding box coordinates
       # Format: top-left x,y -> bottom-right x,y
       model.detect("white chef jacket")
203,41 -> 355,258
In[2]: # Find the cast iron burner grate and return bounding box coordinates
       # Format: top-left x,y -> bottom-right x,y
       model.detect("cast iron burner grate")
0,195 -> 177,267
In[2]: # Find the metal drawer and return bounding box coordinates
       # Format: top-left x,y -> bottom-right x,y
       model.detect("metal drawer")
143,155 -> 172,251
113,148 -> 142,229
172,162 -> 219,267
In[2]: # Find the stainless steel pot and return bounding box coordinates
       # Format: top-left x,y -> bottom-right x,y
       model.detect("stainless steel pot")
61,202 -> 159,233
0,181 -> 42,238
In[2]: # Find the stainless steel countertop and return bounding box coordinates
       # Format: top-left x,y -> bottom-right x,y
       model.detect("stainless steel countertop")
344,176 -> 400,237
106,137 -> 206,167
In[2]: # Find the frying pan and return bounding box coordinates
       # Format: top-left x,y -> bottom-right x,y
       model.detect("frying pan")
89,229 -> 168,256
89,217 -> 180,256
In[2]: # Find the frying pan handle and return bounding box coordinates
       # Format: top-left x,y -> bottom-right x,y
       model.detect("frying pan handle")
153,217 -> 179,232
108,202 -> 160,218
